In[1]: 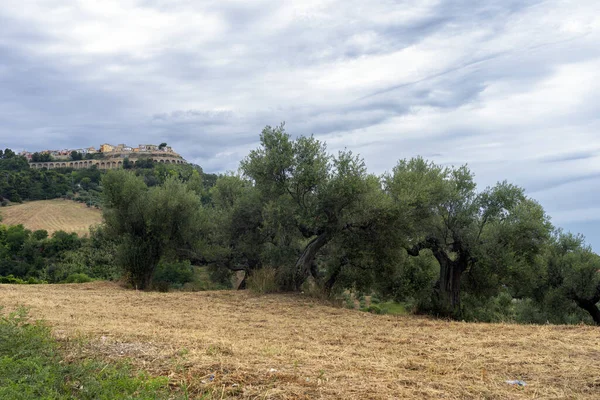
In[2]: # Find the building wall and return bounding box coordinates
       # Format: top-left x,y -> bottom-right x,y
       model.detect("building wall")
100,144 -> 114,153
29,156 -> 187,170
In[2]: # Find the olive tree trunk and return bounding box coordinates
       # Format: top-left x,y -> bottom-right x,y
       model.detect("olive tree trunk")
294,232 -> 329,291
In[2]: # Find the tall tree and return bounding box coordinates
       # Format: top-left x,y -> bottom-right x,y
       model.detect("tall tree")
102,170 -> 205,289
241,124 -> 373,290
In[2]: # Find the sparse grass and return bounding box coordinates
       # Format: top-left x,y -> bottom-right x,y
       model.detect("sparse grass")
1,281 -> 599,399
0,200 -> 102,236
0,306 -> 176,399
380,301 -> 408,315
246,267 -> 278,294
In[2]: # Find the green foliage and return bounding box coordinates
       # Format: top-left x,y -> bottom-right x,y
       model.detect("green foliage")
365,304 -> 382,314
0,149 -> 29,171
0,275 -> 45,284
31,152 -> 53,162
460,291 -> 515,323
102,170 -> 205,289
386,158 -> 553,317
70,151 -> 83,161
152,260 -> 194,290
380,302 -> 408,315
0,223 -> 117,284
0,307 -> 175,399
4,129 -> 599,326
63,273 -> 93,283
0,152 -> 104,202
239,124 -> 377,291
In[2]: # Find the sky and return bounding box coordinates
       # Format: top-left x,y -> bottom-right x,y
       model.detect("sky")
1,0 -> 599,249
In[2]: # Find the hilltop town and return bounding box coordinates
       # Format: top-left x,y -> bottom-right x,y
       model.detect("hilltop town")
21,143 -> 186,170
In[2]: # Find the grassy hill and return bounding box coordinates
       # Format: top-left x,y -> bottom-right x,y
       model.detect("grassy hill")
1,282 -> 598,399
0,199 -> 102,236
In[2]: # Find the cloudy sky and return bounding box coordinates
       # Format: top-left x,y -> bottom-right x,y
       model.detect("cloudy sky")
1,0 -> 599,248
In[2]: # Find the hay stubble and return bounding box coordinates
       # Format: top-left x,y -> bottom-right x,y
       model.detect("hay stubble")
0,199 -> 102,236
1,282 -> 599,399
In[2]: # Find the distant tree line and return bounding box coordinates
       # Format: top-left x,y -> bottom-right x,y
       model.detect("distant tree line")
0,222 -> 119,284
0,148 -> 214,207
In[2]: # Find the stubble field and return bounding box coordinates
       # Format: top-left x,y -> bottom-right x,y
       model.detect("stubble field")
0,199 -> 102,236
1,282 -> 599,399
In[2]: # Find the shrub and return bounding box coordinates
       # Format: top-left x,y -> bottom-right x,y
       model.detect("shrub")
341,292 -> 355,309
0,275 -> 45,284
359,297 -> 366,309
152,260 -> 194,290
461,291 -> 515,323
366,305 -> 383,314
0,275 -> 26,284
63,273 -> 93,283
247,267 -> 278,294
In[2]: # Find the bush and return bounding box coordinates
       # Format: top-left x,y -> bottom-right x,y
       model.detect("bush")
341,292 -> 355,309
247,267 -> 278,294
0,275 -> 45,284
366,305 -> 383,314
63,273 -> 93,283
152,260 -> 194,290
0,275 -> 26,284
461,291 -> 515,323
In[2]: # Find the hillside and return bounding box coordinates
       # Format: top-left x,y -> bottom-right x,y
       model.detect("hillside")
0,199 -> 102,236
1,282 -> 598,399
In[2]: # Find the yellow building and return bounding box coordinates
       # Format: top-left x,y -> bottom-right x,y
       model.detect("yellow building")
100,143 -> 114,153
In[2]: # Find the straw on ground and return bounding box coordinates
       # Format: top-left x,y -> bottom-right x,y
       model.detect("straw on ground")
1,282 -> 598,399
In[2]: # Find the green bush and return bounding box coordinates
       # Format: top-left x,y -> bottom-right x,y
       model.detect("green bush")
366,305 -> 383,314
0,307 -> 176,399
0,275 -> 26,284
359,298 -> 366,309
461,291 -> 515,323
63,273 -> 93,283
152,260 -> 194,290
380,302 -> 408,315
341,292 -> 355,309
0,275 -> 45,284
247,267 -> 279,294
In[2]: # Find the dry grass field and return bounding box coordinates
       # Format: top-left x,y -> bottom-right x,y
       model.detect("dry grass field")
0,199 -> 102,236
1,282 -> 599,399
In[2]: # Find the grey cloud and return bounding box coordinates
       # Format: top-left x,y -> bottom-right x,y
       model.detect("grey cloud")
541,151 -> 599,164
1,0 -> 600,248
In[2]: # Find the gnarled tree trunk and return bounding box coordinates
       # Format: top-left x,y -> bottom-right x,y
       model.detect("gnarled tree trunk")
408,237 -> 469,317
435,257 -> 465,316
294,232 -> 329,291
573,297 -> 600,325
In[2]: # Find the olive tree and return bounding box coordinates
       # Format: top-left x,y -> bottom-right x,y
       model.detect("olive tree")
241,124 -> 373,290
102,170 -> 204,289
386,157 -> 552,316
